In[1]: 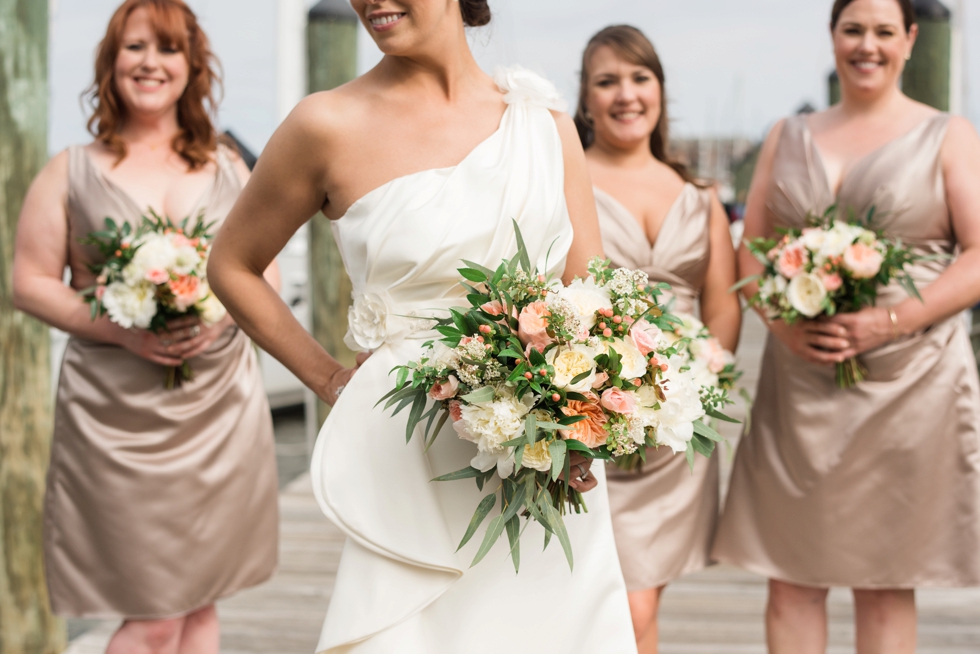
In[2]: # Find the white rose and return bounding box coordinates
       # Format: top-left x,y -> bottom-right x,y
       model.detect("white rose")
816,226 -> 853,261
606,337 -> 649,380
426,341 -> 458,371
345,292 -> 388,351
102,281 -> 158,329
672,313 -> 705,340
124,234 -> 177,285
171,242 -> 202,276
554,277 -> 613,330
633,384 -> 662,430
196,289 -> 227,326
546,344 -> 598,392
521,439 -> 552,473
801,228 -> 826,252
786,273 -> 828,318
759,274 -> 788,301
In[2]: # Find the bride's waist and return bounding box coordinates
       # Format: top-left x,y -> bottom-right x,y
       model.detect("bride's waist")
346,290 -> 461,351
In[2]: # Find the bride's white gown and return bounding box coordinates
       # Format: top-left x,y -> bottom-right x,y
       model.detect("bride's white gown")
311,68 -> 637,654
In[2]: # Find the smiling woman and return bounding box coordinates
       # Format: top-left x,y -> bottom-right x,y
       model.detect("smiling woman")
11,1 -> 280,653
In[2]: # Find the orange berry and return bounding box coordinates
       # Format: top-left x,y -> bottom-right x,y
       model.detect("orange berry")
603,328 -> 613,337
538,369 -> 547,377
524,372 -> 533,380
114,249 -> 122,256
551,393 -> 561,402
598,322 -> 607,330
613,315 -> 622,324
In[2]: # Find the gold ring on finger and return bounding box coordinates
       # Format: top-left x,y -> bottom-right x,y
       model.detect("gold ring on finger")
191,325 -> 201,337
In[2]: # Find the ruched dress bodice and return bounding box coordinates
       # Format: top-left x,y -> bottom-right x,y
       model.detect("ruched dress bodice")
714,113 -> 980,588
596,184 -> 721,590
310,68 -> 636,653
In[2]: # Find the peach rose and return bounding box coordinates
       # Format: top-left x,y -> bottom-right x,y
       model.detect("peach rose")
818,270 -> 843,292
600,388 -> 637,415
169,274 -> 202,311
629,319 -> 664,356
560,399 -> 609,448
481,300 -> 511,318
145,268 -> 170,285
591,371 -> 609,389
429,375 -> 460,401
517,301 -> 553,352
449,400 -> 463,422
776,242 -> 807,279
842,242 -> 884,279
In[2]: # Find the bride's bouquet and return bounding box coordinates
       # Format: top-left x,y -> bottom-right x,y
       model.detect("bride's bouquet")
380,223 -> 732,571
739,207 -> 921,388
614,313 -> 740,472
80,211 -> 227,389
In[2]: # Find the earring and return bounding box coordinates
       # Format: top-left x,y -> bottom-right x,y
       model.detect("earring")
905,52 -> 912,61
584,110 -> 593,123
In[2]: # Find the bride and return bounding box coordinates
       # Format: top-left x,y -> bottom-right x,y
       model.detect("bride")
208,0 -> 637,651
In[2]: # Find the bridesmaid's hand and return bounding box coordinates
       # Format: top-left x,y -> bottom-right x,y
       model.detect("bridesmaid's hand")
321,352 -> 373,406
768,318 -> 855,366
561,453 -> 599,493
161,315 -> 235,361
828,307 -> 895,356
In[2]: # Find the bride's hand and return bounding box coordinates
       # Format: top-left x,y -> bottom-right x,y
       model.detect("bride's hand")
322,351 -> 372,406
562,452 -> 599,493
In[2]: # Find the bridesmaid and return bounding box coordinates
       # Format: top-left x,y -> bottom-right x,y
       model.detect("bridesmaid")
575,25 -> 741,653
714,0 -> 980,652
12,1 -> 279,652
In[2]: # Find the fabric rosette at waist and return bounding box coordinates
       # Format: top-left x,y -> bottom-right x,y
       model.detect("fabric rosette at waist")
344,288 -> 455,352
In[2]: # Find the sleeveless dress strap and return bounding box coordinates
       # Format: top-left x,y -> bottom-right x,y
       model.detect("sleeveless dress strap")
493,66 -> 567,112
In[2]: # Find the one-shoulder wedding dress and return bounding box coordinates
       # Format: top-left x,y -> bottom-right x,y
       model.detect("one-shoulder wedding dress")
310,68 -> 637,653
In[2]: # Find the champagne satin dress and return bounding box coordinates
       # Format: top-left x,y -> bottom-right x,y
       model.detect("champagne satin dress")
714,114 -> 980,588
596,185 -> 721,591
310,68 -> 637,654
44,145 -> 279,619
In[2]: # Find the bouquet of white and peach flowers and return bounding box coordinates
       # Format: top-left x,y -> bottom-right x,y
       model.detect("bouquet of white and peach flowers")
739,207 -> 921,388
80,211 -> 227,388
613,313 -> 740,472
380,223 -> 733,571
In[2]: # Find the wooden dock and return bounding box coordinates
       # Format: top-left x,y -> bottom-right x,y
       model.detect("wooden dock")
65,313 -> 980,653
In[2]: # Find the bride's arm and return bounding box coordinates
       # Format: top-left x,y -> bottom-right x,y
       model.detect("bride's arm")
209,98 -> 355,405
551,111 -> 604,284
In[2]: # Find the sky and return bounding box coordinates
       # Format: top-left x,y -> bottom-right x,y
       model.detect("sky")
49,0 -> 977,156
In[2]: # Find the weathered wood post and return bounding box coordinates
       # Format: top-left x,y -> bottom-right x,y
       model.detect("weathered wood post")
828,70 -> 841,106
307,0 -> 360,428
903,0 -> 951,110
0,0 -> 66,652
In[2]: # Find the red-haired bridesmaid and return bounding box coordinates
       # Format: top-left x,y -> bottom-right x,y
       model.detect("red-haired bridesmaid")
12,1 -> 279,652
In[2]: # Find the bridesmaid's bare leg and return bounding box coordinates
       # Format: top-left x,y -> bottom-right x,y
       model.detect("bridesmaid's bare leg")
766,579 -> 828,654
106,617 -> 185,654
852,589 -> 916,654
177,605 -> 220,654
629,585 -> 665,653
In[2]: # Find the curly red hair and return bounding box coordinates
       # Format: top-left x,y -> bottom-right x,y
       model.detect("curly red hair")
85,0 -> 222,170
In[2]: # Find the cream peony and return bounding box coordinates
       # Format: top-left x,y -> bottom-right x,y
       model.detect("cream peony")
345,292 -> 388,351
654,358 -> 707,453
521,439 -> 552,473
102,281 -> 158,329
554,278 -> 612,329
786,272 -> 827,318
606,337 -> 648,379
455,387 -> 532,457
547,344 -> 598,392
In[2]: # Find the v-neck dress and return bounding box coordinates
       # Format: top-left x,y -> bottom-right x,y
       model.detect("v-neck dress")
596,184 -> 721,591
713,114 -> 980,588
43,145 -> 279,619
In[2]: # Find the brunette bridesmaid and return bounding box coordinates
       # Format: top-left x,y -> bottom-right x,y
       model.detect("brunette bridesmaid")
12,1 -> 279,652
576,25 -> 741,653
713,1 -> 980,652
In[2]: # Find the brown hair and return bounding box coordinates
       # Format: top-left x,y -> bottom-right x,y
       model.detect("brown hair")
85,0 -> 222,170
460,0 -> 492,27
831,0 -> 916,33
574,25 -> 703,187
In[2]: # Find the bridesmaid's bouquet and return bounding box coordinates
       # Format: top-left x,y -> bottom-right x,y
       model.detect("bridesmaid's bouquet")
380,223 -> 733,571
738,207 -> 921,388
80,211 -> 227,389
